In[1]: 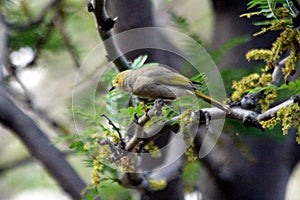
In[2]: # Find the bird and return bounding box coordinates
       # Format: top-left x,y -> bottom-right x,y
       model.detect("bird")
110,65 -> 229,112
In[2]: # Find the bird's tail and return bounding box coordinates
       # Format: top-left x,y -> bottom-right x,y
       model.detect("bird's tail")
194,90 -> 229,113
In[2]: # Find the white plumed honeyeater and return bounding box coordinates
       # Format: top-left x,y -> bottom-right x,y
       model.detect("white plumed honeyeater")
110,65 -> 229,112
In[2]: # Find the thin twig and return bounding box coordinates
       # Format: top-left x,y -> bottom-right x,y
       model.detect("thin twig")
100,114 -> 125,149
53,5 -> 81,69
272,56 -> 289,86
125,99 -> 164,151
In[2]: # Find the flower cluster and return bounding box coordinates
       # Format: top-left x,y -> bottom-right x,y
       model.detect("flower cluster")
260,103 -> 300,142
91,159 -> 103,186
259,88 -> 277,112
231,73 -> 273,101
149,179 -> 167,190
185,145 -> 198,162
145,141 -> 161,158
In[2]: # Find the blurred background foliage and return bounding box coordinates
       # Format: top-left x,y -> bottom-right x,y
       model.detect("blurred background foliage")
1,0 -> 300,199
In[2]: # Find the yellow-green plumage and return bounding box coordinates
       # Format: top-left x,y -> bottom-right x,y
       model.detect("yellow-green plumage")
112,65 -> 228,112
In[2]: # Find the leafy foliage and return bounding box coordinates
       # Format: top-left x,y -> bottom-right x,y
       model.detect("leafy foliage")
70,105 -> 133,199
261,103 -> 300,142
59,1 -> 300,198
0,0 -> 14,10
229,0 -> 300,141
69,51 -> 217,197
278,79 -> 300,94
246,0 -> 295,19
233,0 -> 300,100
241,0 -> 296,36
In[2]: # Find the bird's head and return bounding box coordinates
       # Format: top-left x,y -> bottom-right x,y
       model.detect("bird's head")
109,70 -> 128,91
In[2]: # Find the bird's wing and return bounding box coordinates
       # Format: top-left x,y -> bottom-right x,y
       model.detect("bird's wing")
153,70 -> 196,90
141,66 -> 191,83
132,75 -> 177,98
134,66 -> 195,90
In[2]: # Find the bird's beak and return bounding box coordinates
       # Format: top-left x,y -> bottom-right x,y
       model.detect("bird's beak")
109,86 -> 116,92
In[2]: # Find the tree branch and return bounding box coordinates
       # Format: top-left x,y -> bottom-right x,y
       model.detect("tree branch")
53,4 -> 81,69
0,15 -> 87,200
240,55 -> 289,109
87,0 -> 130,71
258,95 -> 299,121
272,56 -> 288,86
0,14 -> 8,81
125,99 -> 164,151
0,88 -> 87,200
204,96 -> 297,127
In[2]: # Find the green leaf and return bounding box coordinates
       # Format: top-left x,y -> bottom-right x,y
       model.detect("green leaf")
105,89 -> 131,118
72,106 -> 97,121
245,0 -> 295,22
96,181 -> 132,200
190,73 -> 207,83
51,134 -> 80,145
247,84 -> 277,93
43,30 -> 65,51
83,159 -> 94,168
190,73 -> 208,94
277,80 -> 300,94
69,140 -> 87,153
130,55 -> 148,69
